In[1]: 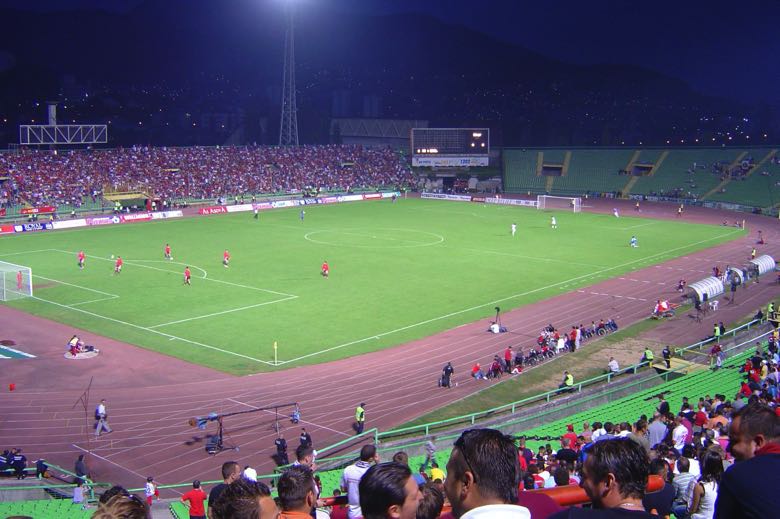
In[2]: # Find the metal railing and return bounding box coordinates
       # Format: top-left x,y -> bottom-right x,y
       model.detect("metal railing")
674,317 -> 766,358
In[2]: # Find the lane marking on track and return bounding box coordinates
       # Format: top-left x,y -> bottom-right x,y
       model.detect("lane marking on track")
226,398 -> 352,437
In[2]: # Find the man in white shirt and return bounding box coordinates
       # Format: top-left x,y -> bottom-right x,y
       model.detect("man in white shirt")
672,416 -> 688,452
607,357 -> 620,374
444,428 -> 530,518
341,444 -> 378,519
95,399 -> 112,438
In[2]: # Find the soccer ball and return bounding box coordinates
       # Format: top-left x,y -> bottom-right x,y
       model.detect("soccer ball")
111,255 -> 115,259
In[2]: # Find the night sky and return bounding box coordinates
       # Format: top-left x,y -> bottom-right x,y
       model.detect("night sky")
1,0 -> 778,106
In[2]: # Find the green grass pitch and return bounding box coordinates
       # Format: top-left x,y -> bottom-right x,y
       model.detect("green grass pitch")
0,199 -> 744,374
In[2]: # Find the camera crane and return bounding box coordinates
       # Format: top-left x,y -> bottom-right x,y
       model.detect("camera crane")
189,402 -> 299,455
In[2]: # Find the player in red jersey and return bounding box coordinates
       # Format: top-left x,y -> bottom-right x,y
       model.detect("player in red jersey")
164,243 -> 172,261
114,256 -> 123,274
223,250 -> 230,268
77,250 -> 86,270
321,260 -> 329,278
183,266 -> 191,285
16,270 -> 23,291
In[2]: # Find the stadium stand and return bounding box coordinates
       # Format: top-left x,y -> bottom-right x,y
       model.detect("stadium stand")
0,145 -> 414,215
503,147 -> 779,209
0,499 -> 91,518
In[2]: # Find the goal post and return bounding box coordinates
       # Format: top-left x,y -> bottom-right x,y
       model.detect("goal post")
537,195 -> 582,213
0,261 -> 33,301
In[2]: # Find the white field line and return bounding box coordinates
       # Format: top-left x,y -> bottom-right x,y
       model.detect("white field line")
0,248 -> 59,258
148,295 -> 298,329
226,398 -> 352,437
53,249 -> 297,298
277,229 -> 742,364
619,221 -> 659,230
31,296 -> 274,365
34,274 -> 119,298
68,296 -> 120,307
459,247 -> 604,268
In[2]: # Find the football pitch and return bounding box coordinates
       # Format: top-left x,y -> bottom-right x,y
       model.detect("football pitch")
1,199 -> 744,374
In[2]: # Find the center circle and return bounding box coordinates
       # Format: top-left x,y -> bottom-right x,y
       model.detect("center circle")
304,228 -> 444,248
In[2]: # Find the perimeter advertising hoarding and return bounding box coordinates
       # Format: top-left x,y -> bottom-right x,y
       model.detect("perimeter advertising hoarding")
20,206 -> 57,215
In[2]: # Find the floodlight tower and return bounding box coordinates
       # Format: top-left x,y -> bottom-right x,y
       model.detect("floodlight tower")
279,2 -> 299,146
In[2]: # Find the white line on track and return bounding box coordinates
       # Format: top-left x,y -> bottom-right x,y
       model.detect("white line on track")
226,398 -> 352,437
149,295 -> 298,329
276,229 -> 742,364
31,296 -> 274,365
71,444 -> 152,482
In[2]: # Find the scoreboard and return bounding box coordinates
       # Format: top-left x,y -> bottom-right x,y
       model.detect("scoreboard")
411,128 -> 489,167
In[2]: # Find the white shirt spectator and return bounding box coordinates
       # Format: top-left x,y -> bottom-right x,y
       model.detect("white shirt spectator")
242,467 -> 257,482
673,424 -> 688,451
608,359 -> 620,373
591,427 -> 607,442
340,460 -> 372,519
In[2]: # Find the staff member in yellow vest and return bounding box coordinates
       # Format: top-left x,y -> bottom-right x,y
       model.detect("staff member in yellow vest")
355,403 -> 366,435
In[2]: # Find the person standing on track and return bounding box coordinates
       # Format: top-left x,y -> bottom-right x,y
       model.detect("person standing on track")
355,403 -> 366,435
751,247 -> 757,260
184,266 -> 192,285
95,399 -> 112,437
78,250 -> 86,270
164,243 -> 173,261
180,480 -> 207,519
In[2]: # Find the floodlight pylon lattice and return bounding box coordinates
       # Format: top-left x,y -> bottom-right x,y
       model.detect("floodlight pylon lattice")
279,4 -> 299,146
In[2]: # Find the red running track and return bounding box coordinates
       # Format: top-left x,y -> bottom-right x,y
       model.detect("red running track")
0,199 -> 778,492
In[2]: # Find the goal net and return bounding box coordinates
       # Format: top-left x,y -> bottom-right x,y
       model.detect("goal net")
0,261 -> 33,301
537,195 -> 582,213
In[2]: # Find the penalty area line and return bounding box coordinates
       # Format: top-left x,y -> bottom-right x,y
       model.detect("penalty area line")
148,295 -> 298,329
32,296 -> 274,365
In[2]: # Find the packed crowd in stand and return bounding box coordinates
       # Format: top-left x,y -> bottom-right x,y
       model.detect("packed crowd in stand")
0,145 -> 414,209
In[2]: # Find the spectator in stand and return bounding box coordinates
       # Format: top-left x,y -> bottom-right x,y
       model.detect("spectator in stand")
591,422 -> 606,442
581,422 -> 593,442
628,419 -> 650,454
91,490 -> 149,519
672,456 -> 696,519
208,461 -> 241,518
278,465 -> 317,519
341,444 -> 379,519
556,438 -> 578,465
550,438 -> 655,518
359,462 -> 421,519
181,480 -> 208,519
329,489 -> 349,519
607,357 -> 620,375
642,458 -> 674,517
648,412 -> 668,449
688,450 -> 723,519
443,428 -> 530,518
715,401 -> 780,518
209,478 -> 278,519
416,482 -> 444,519
672,415 -> 689,452
562,424 -> 578,447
